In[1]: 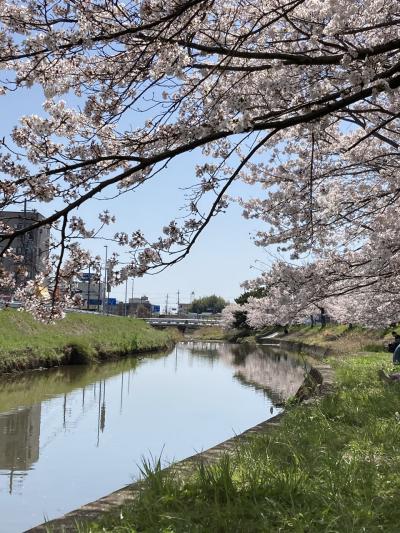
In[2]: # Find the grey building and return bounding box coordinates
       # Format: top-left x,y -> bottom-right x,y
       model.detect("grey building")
75,272 -> 104,310
0,210 -> 50,281
0,404 -> 41,473
178,303 -> 191,315
107,296 -> 152,317
128,296 -> 152,317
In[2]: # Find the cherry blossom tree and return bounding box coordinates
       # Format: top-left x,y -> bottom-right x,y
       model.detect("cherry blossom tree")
235,257 -> 400,328
0,0 -> 398,319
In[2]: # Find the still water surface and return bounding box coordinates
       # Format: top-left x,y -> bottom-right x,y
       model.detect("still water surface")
0,342 -> 305,532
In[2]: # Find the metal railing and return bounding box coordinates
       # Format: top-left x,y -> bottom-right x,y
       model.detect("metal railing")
146,317 -> 222,326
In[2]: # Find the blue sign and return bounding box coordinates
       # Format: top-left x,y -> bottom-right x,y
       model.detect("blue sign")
152,305 -> 161,314
106,298 -> 117,306
81,272 -> 95,281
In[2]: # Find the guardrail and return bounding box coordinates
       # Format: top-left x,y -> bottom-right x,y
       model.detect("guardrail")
146,317 -> 222,327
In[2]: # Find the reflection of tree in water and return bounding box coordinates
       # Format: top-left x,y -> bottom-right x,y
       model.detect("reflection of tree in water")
224,345 -> 306,403
0,351 -> 167,414
189,343 -> 306,404
186,342 -> 220,366
228,344 -> 254,366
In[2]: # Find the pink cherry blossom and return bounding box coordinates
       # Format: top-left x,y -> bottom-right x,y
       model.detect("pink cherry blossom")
0,1 -> 398,320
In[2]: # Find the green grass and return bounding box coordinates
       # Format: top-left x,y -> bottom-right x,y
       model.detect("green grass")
80,352 -> 400,532
284,324 -> 393,355
0,310 -> 179,373
188,326 -> 227,341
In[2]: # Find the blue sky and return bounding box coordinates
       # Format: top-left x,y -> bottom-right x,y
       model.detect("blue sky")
1,85 -> 272,308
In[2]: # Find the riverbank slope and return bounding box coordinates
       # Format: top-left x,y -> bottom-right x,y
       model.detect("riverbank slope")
277,323 -> 392,354
231,323 -> 394,354
0,310 -> 179,373
79,330 -> 400,532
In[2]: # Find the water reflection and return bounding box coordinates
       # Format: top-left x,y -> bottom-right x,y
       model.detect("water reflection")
0,355 -> 151,413
0,405 -> 40,494
0,345 -> 304,488
186,342 -> 306,404
0,343 -> 305,533
0,360 -> 140,496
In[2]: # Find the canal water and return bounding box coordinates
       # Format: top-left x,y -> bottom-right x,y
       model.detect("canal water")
0,342 -> 305,532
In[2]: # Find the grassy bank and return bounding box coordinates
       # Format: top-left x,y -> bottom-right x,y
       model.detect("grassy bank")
186,325 -> 226,341
243,323 -> 394,355
80,350 -> 400,532
282,323 -> 392,354
0,310 -> 179,373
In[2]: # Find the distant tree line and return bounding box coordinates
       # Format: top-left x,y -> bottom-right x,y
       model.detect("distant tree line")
189,295 -> 228,315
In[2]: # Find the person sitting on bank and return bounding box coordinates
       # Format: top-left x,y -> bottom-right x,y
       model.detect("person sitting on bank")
392,330 -> 400,342
394,342 -> 400,365
388,331 -> 400,356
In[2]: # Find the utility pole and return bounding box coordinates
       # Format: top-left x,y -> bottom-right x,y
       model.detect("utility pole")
107,263 -> 111,315
103,245 -> 108,314
124,275 -> 128,316
165,293 -> 169,315
97,265 -> 101,313
177,290 -> 180,315
87,263 -> 91,310
130,278 -> 135,317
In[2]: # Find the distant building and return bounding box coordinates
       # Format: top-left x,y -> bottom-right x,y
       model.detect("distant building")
0,210 -> 50,281
75,272 -> 104,310
178,303 -> 191,315
92,295 -> 153,317
127,296 -> 152,317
